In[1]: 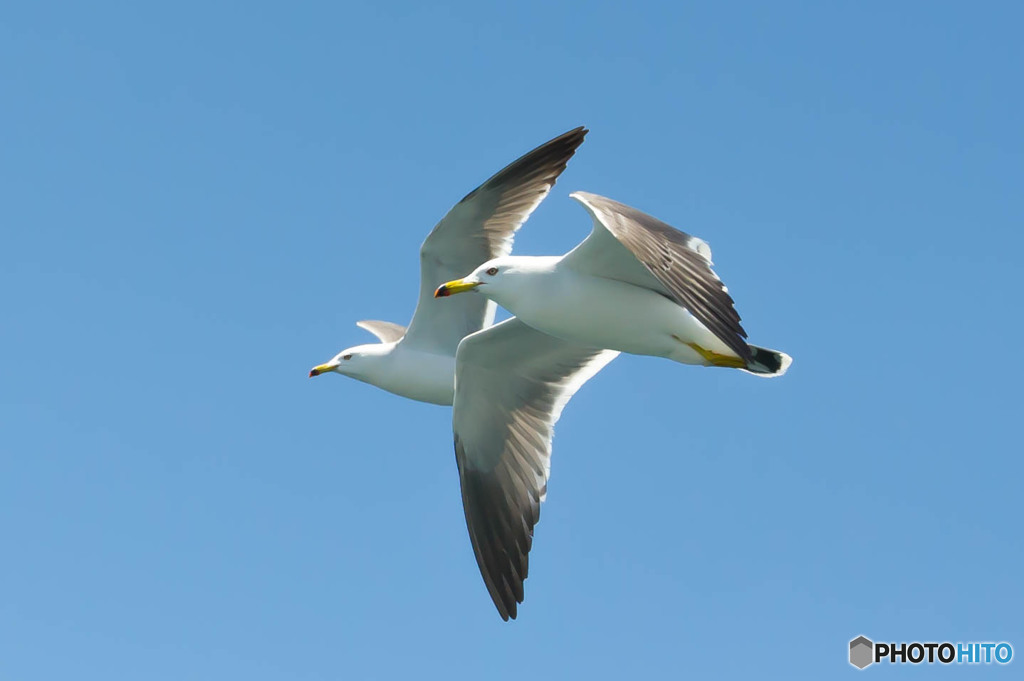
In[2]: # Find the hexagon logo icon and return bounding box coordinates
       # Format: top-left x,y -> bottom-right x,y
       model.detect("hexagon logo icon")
850,636 -> 874,669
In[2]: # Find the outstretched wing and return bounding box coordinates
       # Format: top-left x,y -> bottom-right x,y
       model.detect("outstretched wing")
401,127 -> 588,356
355,320 -> 407,344
453,318 -> 618,620
564,191 -> 750,361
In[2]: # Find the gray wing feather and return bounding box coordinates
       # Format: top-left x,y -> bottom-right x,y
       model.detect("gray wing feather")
356,320 -> 407,343
453,318 -> 617,620
565,191 -> 750,361
401,127 -> 588,355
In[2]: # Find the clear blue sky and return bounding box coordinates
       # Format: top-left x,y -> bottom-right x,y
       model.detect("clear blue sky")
2,2 -> 1021,678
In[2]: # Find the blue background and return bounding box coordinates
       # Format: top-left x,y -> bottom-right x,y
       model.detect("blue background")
2,1 -> 1021,678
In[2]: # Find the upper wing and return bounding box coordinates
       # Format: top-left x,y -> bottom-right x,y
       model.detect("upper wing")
401,127 -> 588,355
452,318 -> 618,620
564,191 -> 750,361
355,320 -> 407,343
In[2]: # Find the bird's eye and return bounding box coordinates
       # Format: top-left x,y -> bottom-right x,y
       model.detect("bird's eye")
342,354 -> 353,360
486,267 -> 499,276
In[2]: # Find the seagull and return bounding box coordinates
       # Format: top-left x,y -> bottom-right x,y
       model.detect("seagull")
427,191 -> 792,621
435,190 -> 792,377
308,126 -> 588,401
309,127 -> 616,620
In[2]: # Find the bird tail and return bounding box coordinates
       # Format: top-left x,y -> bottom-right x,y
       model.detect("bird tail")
742,345 -> 792,377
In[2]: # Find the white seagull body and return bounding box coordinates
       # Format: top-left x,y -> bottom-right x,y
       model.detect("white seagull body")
436,191 -> 793,376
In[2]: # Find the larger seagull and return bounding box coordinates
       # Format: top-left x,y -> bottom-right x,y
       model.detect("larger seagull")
436,191 -> 793,375
309,127 -> 616,620
433,193 -> 793,613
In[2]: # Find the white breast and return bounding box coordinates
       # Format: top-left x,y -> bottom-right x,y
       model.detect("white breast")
371,346 -> 456,406
504,269 -> 724,359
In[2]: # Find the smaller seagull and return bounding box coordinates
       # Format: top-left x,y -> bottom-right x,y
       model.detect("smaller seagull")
435,191 -> 792,377
308,126 -> 588,403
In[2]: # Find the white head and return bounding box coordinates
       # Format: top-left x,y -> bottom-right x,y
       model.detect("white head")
308,342 -> 392,381
433,255 -> 556,306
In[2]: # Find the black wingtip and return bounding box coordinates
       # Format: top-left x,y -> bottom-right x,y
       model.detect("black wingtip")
457,457 -> 533,625
749,345 -> 784,374
456,125 -> 589,206
565,124 -> 588,139
557,125 -> 588,150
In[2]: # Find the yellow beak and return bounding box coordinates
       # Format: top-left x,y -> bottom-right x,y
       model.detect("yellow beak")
309,362 -> 337,378
434,279 -> 481,298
